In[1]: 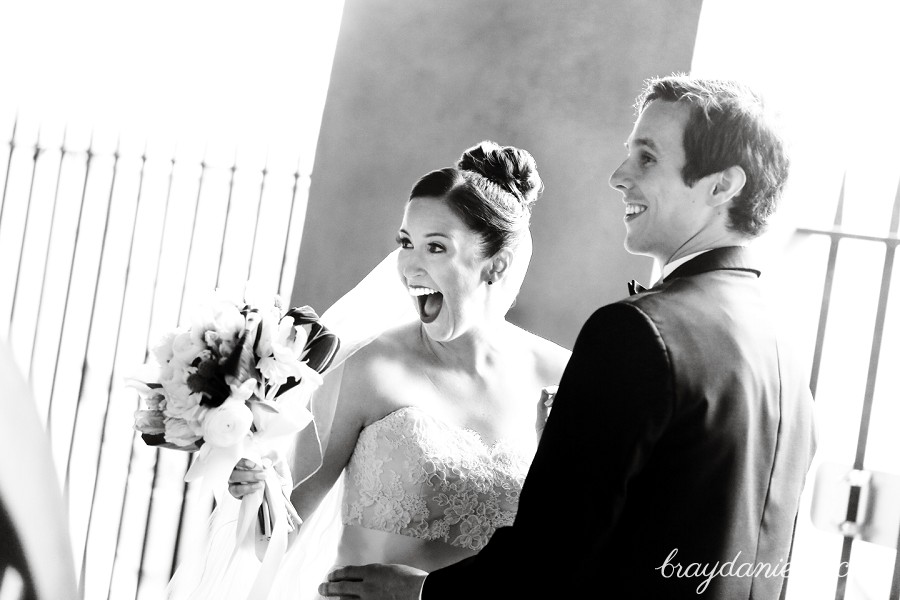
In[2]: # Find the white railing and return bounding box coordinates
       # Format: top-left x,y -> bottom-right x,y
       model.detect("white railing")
0,119 -> 311,599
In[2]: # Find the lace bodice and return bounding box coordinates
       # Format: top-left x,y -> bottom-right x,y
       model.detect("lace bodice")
341,406 -> 535,552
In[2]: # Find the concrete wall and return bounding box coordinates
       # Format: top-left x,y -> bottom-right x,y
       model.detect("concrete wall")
293,0 -> 703,348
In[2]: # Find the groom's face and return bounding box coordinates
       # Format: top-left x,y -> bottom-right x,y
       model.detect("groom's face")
609,100 -> 718,264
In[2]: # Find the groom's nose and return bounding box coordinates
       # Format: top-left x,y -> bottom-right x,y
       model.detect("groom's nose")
609,158 -> 631,191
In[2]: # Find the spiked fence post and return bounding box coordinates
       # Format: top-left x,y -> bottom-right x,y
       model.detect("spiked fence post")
29,128 -> 69,379
8,130 -> 44,330
0,115 -> 18,232
47,133 -> 96,431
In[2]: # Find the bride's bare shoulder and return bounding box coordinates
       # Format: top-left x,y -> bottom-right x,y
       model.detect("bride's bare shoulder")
507,325 -> 571,382
347,321 -> 423,364
339,321 -> 427,389
335,322 -> 428,418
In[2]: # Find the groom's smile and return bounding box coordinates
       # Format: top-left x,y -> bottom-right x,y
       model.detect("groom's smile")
624,202 -> 648,221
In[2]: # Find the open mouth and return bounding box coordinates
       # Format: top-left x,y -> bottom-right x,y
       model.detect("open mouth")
624,203 -> 647,222
409,286 -> 443,324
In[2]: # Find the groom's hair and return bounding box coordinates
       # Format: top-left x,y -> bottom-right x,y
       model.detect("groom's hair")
638,75 -> 790,238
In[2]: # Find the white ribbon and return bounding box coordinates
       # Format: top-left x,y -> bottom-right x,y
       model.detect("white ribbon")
183,380 -> 318,599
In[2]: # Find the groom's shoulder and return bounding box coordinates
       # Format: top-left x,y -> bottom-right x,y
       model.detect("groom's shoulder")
577,282 -> 703,347
578,300 -> 664,348
569,303 -> 670,377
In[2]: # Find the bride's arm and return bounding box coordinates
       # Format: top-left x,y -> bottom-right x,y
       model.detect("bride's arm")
227,352 -> 373,521
289,352 -> 376,521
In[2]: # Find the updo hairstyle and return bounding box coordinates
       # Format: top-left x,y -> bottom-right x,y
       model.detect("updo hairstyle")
408,141 -> 543,257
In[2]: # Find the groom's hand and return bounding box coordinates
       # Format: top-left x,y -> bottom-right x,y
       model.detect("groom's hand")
319,564 -> 427,600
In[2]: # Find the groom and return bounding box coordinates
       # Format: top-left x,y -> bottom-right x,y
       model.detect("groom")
321,75 -> 817,599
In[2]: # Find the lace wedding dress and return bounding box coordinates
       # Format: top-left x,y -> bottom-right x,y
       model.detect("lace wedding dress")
338,406 -> 533,566
265,405 -> 535,599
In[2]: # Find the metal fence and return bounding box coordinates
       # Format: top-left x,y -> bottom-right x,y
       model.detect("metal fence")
0,116 -> 311,599
782,175 -> 900,600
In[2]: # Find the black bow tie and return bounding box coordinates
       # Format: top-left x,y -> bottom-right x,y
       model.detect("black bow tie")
628,280 -> 648,295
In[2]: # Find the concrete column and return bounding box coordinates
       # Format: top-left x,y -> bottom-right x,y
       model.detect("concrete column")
294,0 -> 703,347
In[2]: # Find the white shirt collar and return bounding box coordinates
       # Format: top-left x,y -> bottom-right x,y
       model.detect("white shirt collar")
656,243 -> 752,283
661,249 -> 714,280
648,244 -> 750,287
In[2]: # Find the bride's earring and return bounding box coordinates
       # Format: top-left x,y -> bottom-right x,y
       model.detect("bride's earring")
487,280 -> 493,285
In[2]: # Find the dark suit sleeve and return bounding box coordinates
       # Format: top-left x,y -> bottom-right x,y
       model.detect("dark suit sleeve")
423,303 -> 673,599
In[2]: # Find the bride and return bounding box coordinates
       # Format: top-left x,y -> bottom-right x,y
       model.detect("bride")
173,140 -> 570,599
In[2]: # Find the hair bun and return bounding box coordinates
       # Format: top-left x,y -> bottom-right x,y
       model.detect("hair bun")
457,140 -> 543,210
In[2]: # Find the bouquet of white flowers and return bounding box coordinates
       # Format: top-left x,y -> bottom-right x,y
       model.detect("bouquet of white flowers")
129,293 -> 339,592
132,296 -> 337,450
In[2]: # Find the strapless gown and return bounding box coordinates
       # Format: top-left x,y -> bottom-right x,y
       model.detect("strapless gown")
336,406 -> 535,570
170,406 -> 535,599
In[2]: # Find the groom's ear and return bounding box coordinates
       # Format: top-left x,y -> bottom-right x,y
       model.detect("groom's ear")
487,249 -> 513,283
708,165 -> 747,207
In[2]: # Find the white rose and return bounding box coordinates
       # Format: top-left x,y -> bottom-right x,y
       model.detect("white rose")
159,360 -> 202,417
191,300 -> 246,343
201,398 -> 253,447
184,408 -> 205,436
152,330 -> 179,365
133,409 -> 165,434
172,331 -> 207,364
164,416 -> 202,447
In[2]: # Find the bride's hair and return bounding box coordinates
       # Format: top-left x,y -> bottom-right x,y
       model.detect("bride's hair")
408,140 -> 543,258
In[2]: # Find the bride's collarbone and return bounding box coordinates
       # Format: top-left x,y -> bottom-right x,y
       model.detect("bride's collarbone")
402,364 -> 523,404
381,375 -> 534,441
359,341 -> 541,437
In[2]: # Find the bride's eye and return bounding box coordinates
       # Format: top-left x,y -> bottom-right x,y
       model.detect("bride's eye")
427,242 -> 445,254
395,235 -> 412,249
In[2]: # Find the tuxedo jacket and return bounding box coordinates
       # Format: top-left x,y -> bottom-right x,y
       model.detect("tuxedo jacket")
424,247 -> 816,599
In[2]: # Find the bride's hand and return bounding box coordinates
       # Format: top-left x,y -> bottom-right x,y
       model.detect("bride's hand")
227,458 -> 266,499
535,385 -> 558,439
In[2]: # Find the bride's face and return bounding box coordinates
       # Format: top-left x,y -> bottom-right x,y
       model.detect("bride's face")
396,196 -> 492,342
